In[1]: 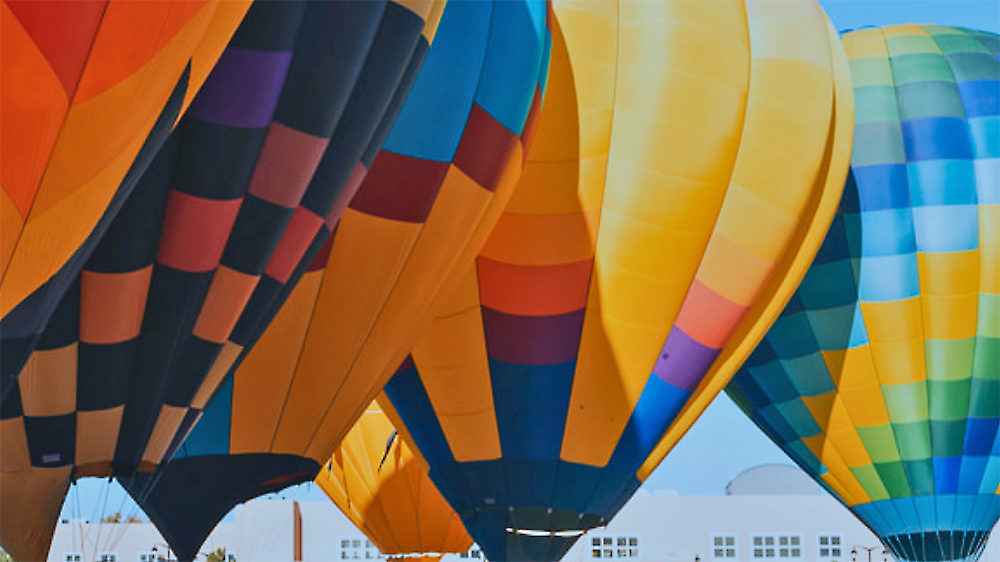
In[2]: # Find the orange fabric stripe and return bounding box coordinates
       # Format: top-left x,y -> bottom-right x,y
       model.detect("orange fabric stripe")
18,343 -> 77,417
80,266 -> 152,344
478,257 -> 592,316
192,266 -> 259,343
73,0 -> 209,104
0,0 -> 69,220
479,208 -> 599,266
674,280 -> 748,349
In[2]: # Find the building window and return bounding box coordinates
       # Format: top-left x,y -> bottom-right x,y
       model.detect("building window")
226,552 -> 237,561
99,553 -> 118,562
752,535 -> 802,559
64,554 -> 82,562
339,535 -> 384,561
589,535 -> 639,559
137,552 -> 158,562
818,535 -> 844,560
712,535 -> 737,559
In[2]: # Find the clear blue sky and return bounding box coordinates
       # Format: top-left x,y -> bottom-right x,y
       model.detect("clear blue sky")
59,0 -> 1000,525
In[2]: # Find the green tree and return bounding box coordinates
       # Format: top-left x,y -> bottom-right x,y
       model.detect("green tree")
206,547 -> 233,562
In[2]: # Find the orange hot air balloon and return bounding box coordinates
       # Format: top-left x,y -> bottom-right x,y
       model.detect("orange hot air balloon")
0,0 -> 251,375
316,399 -> 472,560
117,2 -> 550,560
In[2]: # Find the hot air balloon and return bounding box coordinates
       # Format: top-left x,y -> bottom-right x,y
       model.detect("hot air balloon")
380,1 -> 854,560
316,399 -> 473,560
726,24 -> 1000,562
0,2 -> 445,560
116,1 -> 550,560
0,0 -> 252,392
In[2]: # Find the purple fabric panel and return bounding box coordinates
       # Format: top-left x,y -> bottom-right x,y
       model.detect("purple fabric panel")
482,307 -> 585,366
652,328 -> 720,391
188,48 -> 293,128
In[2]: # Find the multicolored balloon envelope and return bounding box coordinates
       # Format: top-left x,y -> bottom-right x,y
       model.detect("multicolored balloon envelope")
727,25 -> 1000,562
0,2 -> 446,560
0,0 -> 251,388
316,399 -> 473,559
116,1 -> 550,560
381,1 -> 854,560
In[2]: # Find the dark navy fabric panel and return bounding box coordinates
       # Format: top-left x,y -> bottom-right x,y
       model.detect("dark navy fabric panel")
0,384 -> 23,420
551,461 -> 603,515
853,164 -> 911,211
755,405 -> 804,445
87,135 -> 176,273
490,358 -> 574,460
163,337 -> 223,407
115,267 -> 214,466
606,376 -> 690,474
24,413 -> 76,467
840,168 -> 862,213
582,467 -> 641,522
811,215 -> 851,266
0,336 -> 34,399
743,338 -> 778,369
360,38 -> 429,168
272,0 -> 386,137
462,509 -> 509,562
766,314 -> 821,360
35,278 -> 79,351
503,458 -> 558,507
228,275 -> 285,347
176,378 -> 233,459
383,359 -> 455,466
429,462 -> 477,515
121,454 -> 319,561
901,117 -> 974,161
78,340 -> 136,411
220,195 -> 295,275
455,460 -> 510,509
172,119 -> 268,200
299,1 -> 423,217
227,0 -> 307,52
728,371 -> 774,411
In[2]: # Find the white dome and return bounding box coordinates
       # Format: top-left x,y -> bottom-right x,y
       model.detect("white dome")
725,464 -> 826,496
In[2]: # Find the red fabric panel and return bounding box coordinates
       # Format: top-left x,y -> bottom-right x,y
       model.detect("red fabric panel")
453,104 -> 521,193
246,123 -> 329,208
349,150 -> 449,223
264,206 -> 324,283
6,0 -> 107,97
155,189 -> 242,273
477,257 -> 592,317
307,229 -> 336,273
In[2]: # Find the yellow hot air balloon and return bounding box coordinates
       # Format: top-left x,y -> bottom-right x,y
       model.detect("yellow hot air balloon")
380,1 -> 855,560
317,399 -> 472,560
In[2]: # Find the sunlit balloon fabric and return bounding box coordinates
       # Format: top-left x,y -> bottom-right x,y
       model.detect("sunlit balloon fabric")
382,1 -> 854,560
0,0 -> 251,384
117,2 -> 549,560
727,25 -> 1000,562
316,400 -> 473,558
0,2 -> 445,560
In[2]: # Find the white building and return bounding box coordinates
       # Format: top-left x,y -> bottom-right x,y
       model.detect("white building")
45,465 -> 999,562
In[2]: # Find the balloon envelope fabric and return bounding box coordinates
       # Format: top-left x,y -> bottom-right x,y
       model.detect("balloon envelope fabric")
381,1 -> 854,560
0,2 -> 445,560
316,399 -> 473,558
0,0 -> 251,400
727,25 -> 1000,562
117,1 -> 549,559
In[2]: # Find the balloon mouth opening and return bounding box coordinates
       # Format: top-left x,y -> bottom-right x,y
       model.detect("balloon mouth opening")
883,530 -> 993,562
505,528 -> 587,537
